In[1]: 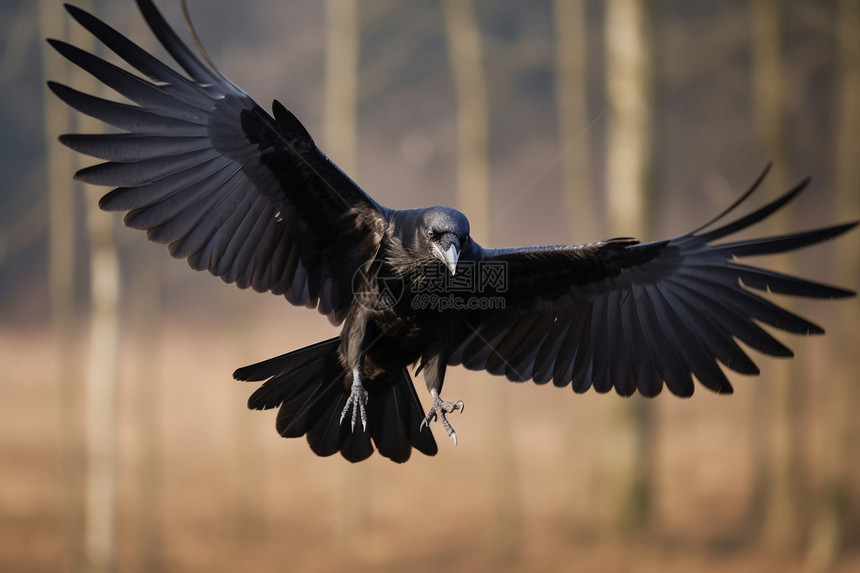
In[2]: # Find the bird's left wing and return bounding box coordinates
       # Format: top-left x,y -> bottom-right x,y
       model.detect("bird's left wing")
448,171 -> 856,396
49,0 -> 386,324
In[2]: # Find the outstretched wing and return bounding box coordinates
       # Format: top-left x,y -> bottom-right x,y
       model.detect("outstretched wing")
449,168 -> 857,396
49,0 -> 386,324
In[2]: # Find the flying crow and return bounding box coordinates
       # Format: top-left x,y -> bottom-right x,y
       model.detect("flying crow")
49,0 -> 857,462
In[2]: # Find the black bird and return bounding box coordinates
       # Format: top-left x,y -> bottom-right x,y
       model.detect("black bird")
50,0 -> 856,463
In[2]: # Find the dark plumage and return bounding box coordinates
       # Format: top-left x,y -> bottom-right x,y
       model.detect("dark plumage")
51,0 -> 857,463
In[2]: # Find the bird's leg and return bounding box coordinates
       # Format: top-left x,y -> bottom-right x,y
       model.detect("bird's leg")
340,368 -> 368,432
419,389 -> 465,446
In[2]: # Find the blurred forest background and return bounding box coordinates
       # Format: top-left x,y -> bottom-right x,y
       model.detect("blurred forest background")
1,0 -> 859,571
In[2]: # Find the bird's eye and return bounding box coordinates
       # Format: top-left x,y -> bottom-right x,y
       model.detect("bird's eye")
427,229 -> 437,240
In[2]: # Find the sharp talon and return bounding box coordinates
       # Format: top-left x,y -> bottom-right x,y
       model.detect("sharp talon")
421,392 -> 465,446
455,400 -> 464,413
342,375 -> 369,433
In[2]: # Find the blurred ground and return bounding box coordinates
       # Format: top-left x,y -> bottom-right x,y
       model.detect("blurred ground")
2,297 -> 858,572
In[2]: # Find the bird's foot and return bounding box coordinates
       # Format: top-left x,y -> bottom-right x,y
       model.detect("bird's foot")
419,389 -> 465,446
340,369 -> 368,432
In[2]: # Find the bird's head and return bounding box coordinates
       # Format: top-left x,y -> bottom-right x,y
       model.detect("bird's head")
420,207 -> 471,275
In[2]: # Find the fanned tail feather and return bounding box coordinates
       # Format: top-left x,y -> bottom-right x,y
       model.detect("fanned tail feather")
235,338 -> 437,463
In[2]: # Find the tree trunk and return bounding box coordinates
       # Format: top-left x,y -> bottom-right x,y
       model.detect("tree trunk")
443,0 -> 520,562
554,0 -> 596,242
325,0 -> 359,174
324,0 -> 369,565
443,0 -> 490,240
604,0 -> 657,532
552,0 -> 600,536
229,287 -> 265,543
67,2 -> 123,570
124,13 -> 164,570
39,1 -> 83,570
750,0 -> 804,552
82,168 -> 121,573
805,0 -> 860,568
131,246 -> 163,573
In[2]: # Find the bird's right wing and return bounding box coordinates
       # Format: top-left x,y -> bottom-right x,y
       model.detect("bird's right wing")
449,169 -> 856,396
49,0 -> 387,325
